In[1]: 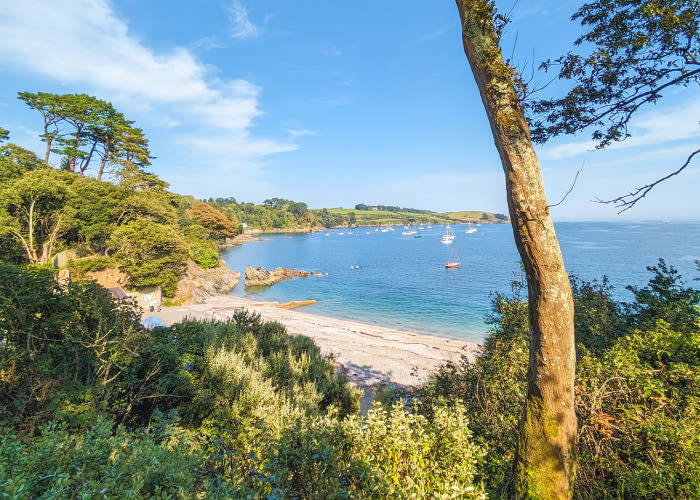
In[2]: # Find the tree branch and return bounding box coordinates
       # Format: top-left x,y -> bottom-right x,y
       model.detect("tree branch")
596,148 -> 700,213
549,163 -> 584,208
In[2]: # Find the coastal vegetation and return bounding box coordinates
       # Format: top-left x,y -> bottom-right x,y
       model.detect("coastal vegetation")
1,256 -> 697,498
209,196 -> 509,231
1,0 -> 698,495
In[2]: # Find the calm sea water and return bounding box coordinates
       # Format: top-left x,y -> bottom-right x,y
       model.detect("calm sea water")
220,221 -> 700,343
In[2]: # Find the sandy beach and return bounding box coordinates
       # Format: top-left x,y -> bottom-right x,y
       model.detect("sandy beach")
143,294 -> 481,389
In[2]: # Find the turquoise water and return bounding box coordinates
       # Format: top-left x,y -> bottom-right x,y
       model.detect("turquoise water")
220,221 -> 700,343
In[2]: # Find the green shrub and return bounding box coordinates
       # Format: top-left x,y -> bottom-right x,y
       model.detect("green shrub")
236,401 -> 486,499
576,322 -> 700,499
66,255 -> 118,279
0,416 -> 227,499
0,262 -> 143,434
190,242 -> 219,269
422,264 -> 700,498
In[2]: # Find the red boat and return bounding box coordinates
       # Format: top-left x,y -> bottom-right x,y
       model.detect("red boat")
445,247 -> 460,268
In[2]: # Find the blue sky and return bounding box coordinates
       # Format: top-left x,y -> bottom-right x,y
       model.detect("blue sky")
1,0 -> 698,220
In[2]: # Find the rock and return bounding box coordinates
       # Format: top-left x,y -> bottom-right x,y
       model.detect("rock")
86,268 -> 129,288
245,266 -> 313,287
173,260 -> 241,305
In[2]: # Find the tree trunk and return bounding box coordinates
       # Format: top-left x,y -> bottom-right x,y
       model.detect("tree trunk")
455,2 -> 577,498
97,142 -> 111,181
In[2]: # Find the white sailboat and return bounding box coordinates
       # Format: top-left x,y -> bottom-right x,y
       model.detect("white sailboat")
440,224 -> 455,244
465,221 -> 477,234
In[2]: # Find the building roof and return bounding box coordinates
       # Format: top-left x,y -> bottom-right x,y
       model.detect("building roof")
107,287 -> 128,300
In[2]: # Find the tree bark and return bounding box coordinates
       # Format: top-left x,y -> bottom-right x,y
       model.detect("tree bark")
455,1 -> 577,498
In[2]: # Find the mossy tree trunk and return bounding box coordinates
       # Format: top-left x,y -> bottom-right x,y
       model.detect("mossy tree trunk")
455,1 -> 577,497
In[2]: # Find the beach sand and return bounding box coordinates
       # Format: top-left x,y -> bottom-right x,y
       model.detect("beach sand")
143,295 -> 481,389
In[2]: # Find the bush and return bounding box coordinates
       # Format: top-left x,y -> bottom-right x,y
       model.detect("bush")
421,263 -> 700,498
0,416 -> 223,498
576,323 -> 700,499
234,401 -> 486,498
190,242 -> 219,269
0,262 -> 143,433
66,255 -> 118,279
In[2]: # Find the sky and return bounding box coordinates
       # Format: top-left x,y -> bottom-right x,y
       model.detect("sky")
0,0 -> 698,221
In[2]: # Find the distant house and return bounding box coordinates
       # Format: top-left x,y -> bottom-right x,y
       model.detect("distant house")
129,286 -> 162,312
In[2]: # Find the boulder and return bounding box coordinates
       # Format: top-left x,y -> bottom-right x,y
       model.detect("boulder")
245,266 -> 312,287
173,260 -> 241,305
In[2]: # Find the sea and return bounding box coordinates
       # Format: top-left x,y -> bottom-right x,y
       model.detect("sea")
220,221 -> 700,344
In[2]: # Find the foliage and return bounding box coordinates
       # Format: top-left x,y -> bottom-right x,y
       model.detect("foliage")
0,416 -> 215,499
624,258 -> 700,333
421,275 -> 529,496
18,91 -> 152,179
0,262 -> 143,433
0,143 -> 43,186
62,174 -> 121,252
575,323 -> 700,499
529,1 -> 700,210
184,201 -> 241,240
531,0 -> 700,148
571,275 -> 625,357
108,220 -> 188,296
422,262 -> 700,498
0,262 -> 491,499
0,168 -> 70,264
239,402 -> 486,498
66,256 -> 119,279
190,242 -> 219,269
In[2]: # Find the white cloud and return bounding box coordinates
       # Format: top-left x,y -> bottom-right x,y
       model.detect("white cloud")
0,0 -> 295,194
228,0 -> 262,40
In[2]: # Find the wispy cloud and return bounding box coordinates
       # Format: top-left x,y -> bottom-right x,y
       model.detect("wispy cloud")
228,0 -> 262,40
419,26 -> 449,41
320,45 -> 343,56
287,129 -> 318,139
309,95 -> 351,107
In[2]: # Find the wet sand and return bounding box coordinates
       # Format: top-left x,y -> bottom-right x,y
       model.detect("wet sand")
143,294 -> 481,388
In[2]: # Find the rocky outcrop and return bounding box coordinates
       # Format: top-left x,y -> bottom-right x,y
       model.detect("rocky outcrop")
173,260 -> 241,305
85,268 -> 130,288
245,266 -> 312,287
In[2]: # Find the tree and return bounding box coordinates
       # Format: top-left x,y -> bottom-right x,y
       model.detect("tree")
455,1 -> 577,497
0,127 -> 8,143
0,143 -> 44,186
529,0 -> 700,210
108,220 -> 187,296
17,92 -> 63,165
184,201 -> 241,240
19,92 -> 152,180
0,169 -> 70,265
50,94 -> 114,175
107,125 -> 152,182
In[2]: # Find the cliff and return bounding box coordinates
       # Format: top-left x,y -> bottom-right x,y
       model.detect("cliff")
172,260 -> 241,304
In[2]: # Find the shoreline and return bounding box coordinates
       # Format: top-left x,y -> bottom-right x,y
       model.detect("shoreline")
143,294 -> 481,389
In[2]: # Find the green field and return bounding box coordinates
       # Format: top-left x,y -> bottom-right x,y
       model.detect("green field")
313,208 -> 509,227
